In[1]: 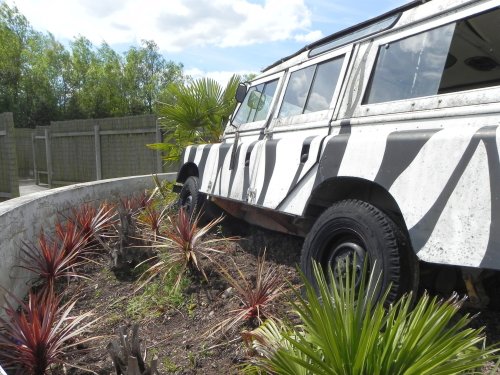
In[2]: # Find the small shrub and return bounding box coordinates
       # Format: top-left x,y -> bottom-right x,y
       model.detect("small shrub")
244,261 -> 499,374
20,231 -> 87,293
214,252 -> 286,334
72,202 -> 117,242
54,219 -> 92,258
137,208 -> 230,290
0,290 -> 98,375
136,205 -> 168,240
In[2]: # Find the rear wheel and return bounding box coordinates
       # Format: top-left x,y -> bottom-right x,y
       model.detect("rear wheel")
300,199 -> 418,304
178,176 -> 205,218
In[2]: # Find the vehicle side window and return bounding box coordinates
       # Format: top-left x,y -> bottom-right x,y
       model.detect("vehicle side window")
278,56 -> 344,118
364,7 -> 500,104
233,79 -> 278,125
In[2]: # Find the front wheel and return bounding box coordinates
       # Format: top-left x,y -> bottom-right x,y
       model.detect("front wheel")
300,199 -> 418,304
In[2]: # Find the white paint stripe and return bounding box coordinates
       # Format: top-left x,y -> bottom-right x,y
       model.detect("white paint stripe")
199,144 -> 220,192
193,144 -> 205,167
183,145 -> 192,164
280,165 -> 319,215
337,125 -> 394,181
261,137 -> 304,207
417,141 -> 491,267
390,124 -> 483,229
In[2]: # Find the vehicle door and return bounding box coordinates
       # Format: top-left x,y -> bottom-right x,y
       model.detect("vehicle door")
251,46 -> 352,211
209,72 -> 284,202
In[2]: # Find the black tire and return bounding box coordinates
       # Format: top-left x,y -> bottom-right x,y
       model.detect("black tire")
300,199 -> 418,304
178,176 -> 205,218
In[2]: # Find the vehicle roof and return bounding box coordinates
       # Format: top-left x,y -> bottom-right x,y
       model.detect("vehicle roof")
262,0 -> 424,73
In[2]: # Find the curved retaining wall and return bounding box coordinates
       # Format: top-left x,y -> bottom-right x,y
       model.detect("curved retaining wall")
0,173 -> 176,313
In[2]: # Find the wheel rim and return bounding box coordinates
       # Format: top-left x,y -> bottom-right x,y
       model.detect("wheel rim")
324,230 -> 367,287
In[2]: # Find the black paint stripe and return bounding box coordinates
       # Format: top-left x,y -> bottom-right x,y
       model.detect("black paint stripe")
313,125 -> 352,189
187,146 -> 196,163
213,143 -> 231,195
411,126 -> 497,253
286,136 -> 317,195
228,144 -> 242,197
479,127 -> 500,268
257,140 -> 279,205
197,145 -> 212,183
374,129 -> 442,190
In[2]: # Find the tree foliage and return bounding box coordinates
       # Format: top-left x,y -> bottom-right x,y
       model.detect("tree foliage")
0,3 -> 184,127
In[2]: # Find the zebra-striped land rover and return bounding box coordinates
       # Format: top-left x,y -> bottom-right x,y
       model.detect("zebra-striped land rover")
175,0 -> 500,304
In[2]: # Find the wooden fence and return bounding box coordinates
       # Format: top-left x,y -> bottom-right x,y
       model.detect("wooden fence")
0,113 -> 20,201
14,128 -> 34,178
33,115 -> 165,187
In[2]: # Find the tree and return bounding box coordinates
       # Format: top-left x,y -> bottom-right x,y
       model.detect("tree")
123,40 -> 183,115
150,74 -> 241,160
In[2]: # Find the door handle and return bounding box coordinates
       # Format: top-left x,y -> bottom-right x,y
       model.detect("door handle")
300,143 -> 310,163
245,149 -> 251,167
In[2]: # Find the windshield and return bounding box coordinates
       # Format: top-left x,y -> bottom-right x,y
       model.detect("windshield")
233,79 -> 278,126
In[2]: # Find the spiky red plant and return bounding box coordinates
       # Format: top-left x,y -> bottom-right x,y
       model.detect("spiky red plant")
137,208 -> 231,291
120,192 -> 150,215
54,219 -> 91,256
213,252 -> 286,335
72,202 -> 117,240
137,205 -> 168,238
0,291 -> 97,375
20,232 -> 87,292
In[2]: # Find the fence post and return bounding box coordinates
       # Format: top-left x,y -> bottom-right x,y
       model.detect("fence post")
94,125 -> 102,180
155,121 -> 162,173
31,133 -> 38,185
44,128 -> 52,188
5,113 -> 19,198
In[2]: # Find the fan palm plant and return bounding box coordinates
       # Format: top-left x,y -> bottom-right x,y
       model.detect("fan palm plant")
244,261 -> 499,375
148,74 -> 241,160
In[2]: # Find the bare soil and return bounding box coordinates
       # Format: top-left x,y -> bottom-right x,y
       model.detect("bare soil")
61,221 -> 304,374
59,219 -> 500,374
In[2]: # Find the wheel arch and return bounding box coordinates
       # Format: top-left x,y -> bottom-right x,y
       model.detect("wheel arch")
303,176 -> 408,237
176,162 -> 199,184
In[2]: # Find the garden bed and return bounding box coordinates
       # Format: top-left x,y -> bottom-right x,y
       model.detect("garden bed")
63,223 -> 303,374
2,185 -> 500,374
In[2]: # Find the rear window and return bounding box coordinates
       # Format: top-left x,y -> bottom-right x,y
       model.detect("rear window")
364,7 -> 500,104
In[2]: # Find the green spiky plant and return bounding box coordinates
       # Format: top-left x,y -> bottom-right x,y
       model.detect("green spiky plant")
243,261 -> 498,375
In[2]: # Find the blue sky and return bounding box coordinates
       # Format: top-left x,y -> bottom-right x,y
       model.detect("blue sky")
6,0 -> 407,83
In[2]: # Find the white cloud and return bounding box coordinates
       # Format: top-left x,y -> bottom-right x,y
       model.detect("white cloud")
7,0 -> 321,52
184,68 -> 257,87
295,30 -> 323,43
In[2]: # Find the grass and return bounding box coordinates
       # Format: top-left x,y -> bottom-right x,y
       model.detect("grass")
126,270 -> 190,319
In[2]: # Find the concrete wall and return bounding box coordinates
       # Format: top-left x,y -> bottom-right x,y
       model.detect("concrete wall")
0,113 -> 19,201
0,173 -> 176,313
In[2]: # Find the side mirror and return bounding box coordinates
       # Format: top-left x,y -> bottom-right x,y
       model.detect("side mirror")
235,83 -> 247,103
